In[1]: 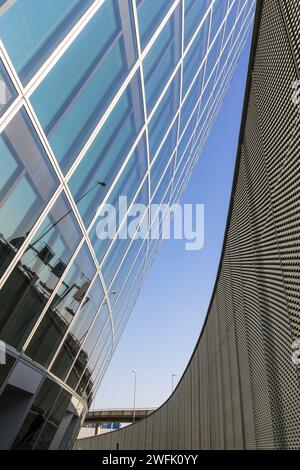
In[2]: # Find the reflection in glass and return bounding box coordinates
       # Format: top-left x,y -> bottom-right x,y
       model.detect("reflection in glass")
77,321 -> 113,399
0,60 -> 17,117
34,389 -> 71,451
148,70 -> 180,159
182,16 -> 209,97
109,242 -> 146,312
89,136 -> 147,264
101,182 -> 148,288
0,193 -> 82,349
152,156 -> 173,205
184,0 -> 211,47
177,106 -> 197,164
68,73 -> 145,228
136,0 -> 173,49
150,166 -> 173,227
223,0 -> 240,44
173,142 -> 192,192
103,233 -> 146,292
151,119 -> 177,195
25,242 -> 96,367
0,0 -> 95,84
0,108 -> 59,277
205,26 -> 223,84
115,285 -> 140,338
210,0 -> 228,46
67,304 -> 110,391
199,67 -> 217,118
50,276 -> 104,381
143,4 -> 181,113
12,378 -> 62,450
31,0 -> 138,173
180,75 -> 203,134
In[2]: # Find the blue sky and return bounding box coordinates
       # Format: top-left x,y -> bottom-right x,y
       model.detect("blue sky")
94,29 -> 253,410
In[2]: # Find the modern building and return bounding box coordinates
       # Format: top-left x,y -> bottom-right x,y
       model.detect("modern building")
0,0 -> 255,449
74,0 -> 300,450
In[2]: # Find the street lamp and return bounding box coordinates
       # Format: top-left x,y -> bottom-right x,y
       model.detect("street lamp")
171,374 -> 177,393
132,369 -> 137,423
29,181 -> 106,249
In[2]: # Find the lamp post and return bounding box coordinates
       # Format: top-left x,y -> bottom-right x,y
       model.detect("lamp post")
29,181 -> 106,249
132,369 -> 137,423
171,374 -> 177,393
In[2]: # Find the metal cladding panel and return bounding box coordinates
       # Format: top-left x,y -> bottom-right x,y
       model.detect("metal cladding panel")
74,0 -> 300,450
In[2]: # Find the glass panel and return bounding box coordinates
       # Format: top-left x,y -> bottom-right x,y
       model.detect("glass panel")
50,276 -> 104,381
12,378 -> 61,450
89,135 -> 147,264
25,242 -> 96,368
151,162 -> 173,208
223,0 -> 239,45
231,0 -> 247,47
180,75 -> 202,134
30,0 -> 137,173
90,174 -> 148,263
194,94 -> 209,146
216,31 -> 232,83
143,4 -> 181,113
173,141 -> 192,191
0,108 -> 59,277
77,321 -> 113,397
109,240 -> 146,312
0,192 -> 82,349
184,0 -> 211,47
148,70 -> 180,159
34,389 -> 70,450
68,72 -> 144,228
0,59 -> 17,116
67,304 -> 110,390
0,0 -> 95,84
205,25 -> 224,83
177,106 -> 197,165
102,224 -> 146,290
210,0 -> 228,45
115,284 -> 139,338
200,67 -> 217,117
151,118 -> 177,195
136,0 -> 173,49
182,15 -> 209,98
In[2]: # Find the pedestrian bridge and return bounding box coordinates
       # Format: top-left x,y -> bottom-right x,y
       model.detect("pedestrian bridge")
84,408 -> 156,424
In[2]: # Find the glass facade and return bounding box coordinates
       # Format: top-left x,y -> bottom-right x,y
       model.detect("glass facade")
0,0 -> 255,449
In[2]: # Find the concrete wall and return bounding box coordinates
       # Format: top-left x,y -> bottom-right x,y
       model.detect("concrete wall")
74,0 -> 300,450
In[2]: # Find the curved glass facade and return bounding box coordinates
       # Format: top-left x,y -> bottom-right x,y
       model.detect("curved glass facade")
0,0 -> 255,449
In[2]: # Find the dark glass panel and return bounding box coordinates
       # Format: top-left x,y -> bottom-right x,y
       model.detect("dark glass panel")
25,242 -> 96,368
50,276 -> 104,382
34,389 -> 71,450
0,193 -> 82,349
12,378 -> 60,450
